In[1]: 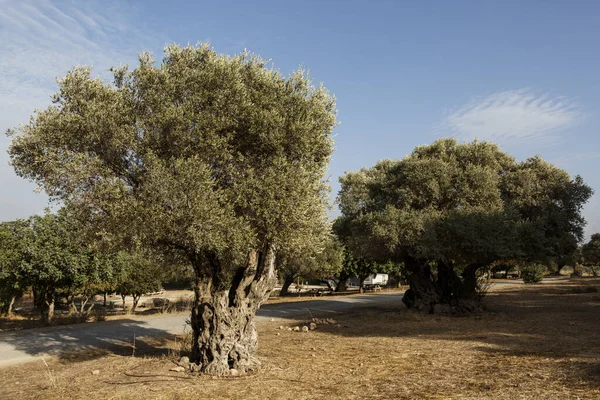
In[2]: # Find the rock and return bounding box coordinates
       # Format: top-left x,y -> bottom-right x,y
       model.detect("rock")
293,326 -> 300,332
309,322 -> 317,330
170,366 -> 186,373
276,332 -> 281,336
178,356 -> 190,366
287,327 -> 293,331
91,370 -> 100,375
229,369 -> 239,376
278,325 -> 285,330
269,318 -> 275,322
302,326 -> 309,332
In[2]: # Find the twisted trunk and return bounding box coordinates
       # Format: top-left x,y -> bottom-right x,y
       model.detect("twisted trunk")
402,257 -> 439,313
190,245 -> 277,375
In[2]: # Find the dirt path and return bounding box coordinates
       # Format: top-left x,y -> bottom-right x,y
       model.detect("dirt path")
0,291 -> 403,367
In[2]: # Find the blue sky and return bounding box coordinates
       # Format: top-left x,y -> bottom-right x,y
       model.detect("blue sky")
1,0 -> 599,237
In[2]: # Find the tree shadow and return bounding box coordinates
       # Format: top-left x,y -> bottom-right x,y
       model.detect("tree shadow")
308,282 -> 600,390
0,318 -> 181,365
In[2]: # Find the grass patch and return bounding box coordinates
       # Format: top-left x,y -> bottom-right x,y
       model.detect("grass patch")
0,279 -> 598,399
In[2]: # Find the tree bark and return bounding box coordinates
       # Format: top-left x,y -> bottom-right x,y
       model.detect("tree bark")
189,245 -> 277,375
103,292 -> 107,307
43,292 -> 55,325
7,296 -> 16,318
358,276 -> 367,294
121,294 -> 127,310
460,264 -> 482,299
279,273 -> 296,296
436,261 -> 461,306
131,294 -> 141,313
402,258 -> 439,313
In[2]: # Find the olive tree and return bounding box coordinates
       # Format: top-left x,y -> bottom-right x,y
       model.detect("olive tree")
337,139 -> 592,312
582,233 -> 600,276
7,44 -> 336,373
277,233 -> 343,295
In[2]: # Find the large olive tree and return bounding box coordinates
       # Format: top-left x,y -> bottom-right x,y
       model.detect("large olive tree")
337,139 -> 592,312
7,44 -> 337,373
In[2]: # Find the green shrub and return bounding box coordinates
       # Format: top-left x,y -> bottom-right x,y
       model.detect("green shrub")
573,263 -> 586,277
521,264 -> 547,284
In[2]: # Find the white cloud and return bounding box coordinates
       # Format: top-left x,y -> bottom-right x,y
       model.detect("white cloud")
443,89 -> 581,144
0,0 -> 163,221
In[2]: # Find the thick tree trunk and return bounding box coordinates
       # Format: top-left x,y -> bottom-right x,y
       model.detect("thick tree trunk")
121,294 -> 127,311
461,264 -> 482,299
436,261 -> 461,306
402,258 -> 439,313
189,246 -> 277,375
279,274 -> 295,296
103,293 -> 107,307
335,271 -> 350,292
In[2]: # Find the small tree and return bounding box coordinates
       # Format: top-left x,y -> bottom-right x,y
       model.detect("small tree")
116,252 -> 163,312
521,264 -> 547,284
0,220 -> 29,317
277,234 -> 342,295
582,234 -> 600,276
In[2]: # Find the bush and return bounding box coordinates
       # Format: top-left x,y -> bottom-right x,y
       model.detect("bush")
573,263 -> 585,277
521,264 -> 546,284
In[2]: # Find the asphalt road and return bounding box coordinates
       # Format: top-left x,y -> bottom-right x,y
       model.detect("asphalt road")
0,291 -> 403,367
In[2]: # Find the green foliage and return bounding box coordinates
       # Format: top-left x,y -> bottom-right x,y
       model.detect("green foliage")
7,43 -> 337,291
115,251 -> 164,311
336,138 -> 592,309
582,233 -> 600,268
278,233 -> 343,287
0,220 -> 29,314
336,138 -> 592,267
521,263 -> 547,284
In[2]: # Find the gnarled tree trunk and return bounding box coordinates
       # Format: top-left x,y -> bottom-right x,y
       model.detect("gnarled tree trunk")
402,258 -> 439,313
189,245 -> 277,375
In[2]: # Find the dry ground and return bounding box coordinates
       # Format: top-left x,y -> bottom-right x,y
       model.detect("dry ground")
0,279 -> 598,400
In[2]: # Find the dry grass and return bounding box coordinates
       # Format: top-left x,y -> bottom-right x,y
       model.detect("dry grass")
0,279 -> 598,400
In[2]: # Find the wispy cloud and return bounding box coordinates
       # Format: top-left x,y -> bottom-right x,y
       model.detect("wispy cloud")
442,89 -> 582,144
0,0 -> 163,221
0,0 -> 162,131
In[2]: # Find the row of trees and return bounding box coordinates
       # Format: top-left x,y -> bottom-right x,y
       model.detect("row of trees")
0,210 -> 163,323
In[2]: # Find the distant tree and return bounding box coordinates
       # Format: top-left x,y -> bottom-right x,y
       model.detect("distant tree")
521,263 -> 547,284
336,139 -> 592,312
277,234 -> 343,295
582,233 -> 600,276
115,251 -> 164,312
0,220 -> 29,317
8,44 -> 336,373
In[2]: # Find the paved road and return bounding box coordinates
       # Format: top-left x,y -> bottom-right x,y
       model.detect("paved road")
0,291 -> 403,367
